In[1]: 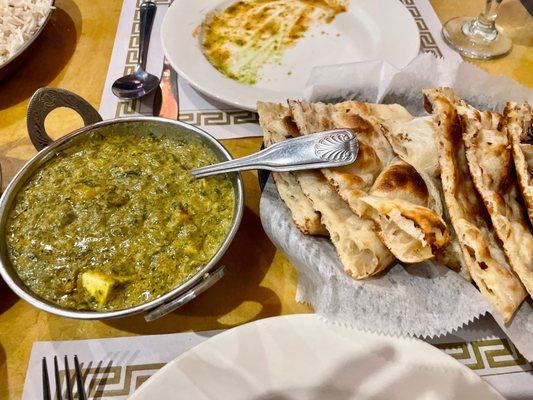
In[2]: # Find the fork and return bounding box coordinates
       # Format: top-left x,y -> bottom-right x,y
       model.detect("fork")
42,355 -> 87,400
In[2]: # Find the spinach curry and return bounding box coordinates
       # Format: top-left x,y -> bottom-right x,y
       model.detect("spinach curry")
6,127 -> 234,311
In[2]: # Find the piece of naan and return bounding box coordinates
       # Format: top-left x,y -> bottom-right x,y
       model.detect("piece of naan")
382,116 -> 442,214
258,102 -> 327,236
359,159 -> 450,263
436,184 -> 471,280
296,171 -> 395,278
272,172 -> 329,236
289,99 -> 450,263
504,102 -> 533,225
288,100 -> 396,199
258,102 -> 394,277
457,102 -> 533,296
424,88 -> 526,322
384,114 -> 469,278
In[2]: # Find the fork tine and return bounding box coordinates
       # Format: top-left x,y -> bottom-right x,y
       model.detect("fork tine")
74,355 -> 87,400
42,357 -> 51,400
53,356 -> 63,400
63,356 -> 73,400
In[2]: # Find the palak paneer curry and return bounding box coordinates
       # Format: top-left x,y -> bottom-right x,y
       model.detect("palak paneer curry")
6,127 -> 235,311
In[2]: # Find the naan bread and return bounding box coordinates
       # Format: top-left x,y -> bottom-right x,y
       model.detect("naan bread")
436,184 -> 470,280
384,114 -> 469,278
504,102 -> 533,225
258,102 -> 394,277
424,88 -> 526,322
367,159 -> 430,205
382,116 -> 442,215
272,172 -> 328,236
258,102 -> 327,235
296,171 -> 395,278
383,116 -> 439,178
457,103 -> 533,296
289,100 -> 396,198
360,159 -> 450,263
289,99 -> 450,263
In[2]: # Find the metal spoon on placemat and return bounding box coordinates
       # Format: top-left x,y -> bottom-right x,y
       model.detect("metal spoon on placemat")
190,129 -> 359,178
112,1 -> 159,99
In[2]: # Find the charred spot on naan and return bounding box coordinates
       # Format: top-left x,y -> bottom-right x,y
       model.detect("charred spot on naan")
337,112 -> 376,136
371,162 -> 429,206
326,141 -> 382,190
281,115 -> 300,138
399,206 -> 451,251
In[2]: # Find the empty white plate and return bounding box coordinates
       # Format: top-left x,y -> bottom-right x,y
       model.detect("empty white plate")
161,0 -> 420,111
131,314 -> 503,399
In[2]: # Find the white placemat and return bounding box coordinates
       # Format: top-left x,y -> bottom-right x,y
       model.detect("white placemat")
99,0 -> 261,139
22,315 -> 532,399
98,0 -> 460,139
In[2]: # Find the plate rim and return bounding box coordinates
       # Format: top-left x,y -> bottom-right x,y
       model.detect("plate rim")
161,0 -> 420,111
131,314 -> 504,399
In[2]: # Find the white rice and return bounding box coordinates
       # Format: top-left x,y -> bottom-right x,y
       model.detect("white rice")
0,0 -> 53,65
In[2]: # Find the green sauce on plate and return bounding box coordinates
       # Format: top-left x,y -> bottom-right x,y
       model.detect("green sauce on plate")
201,0 -> 347,85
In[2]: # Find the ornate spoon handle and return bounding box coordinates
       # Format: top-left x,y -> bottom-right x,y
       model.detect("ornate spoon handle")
190,129 -> 358,178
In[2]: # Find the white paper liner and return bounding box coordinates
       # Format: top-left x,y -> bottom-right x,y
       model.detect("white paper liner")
304,53 -> 533,114
259,54 -> 533,359
261,178 -> 489,337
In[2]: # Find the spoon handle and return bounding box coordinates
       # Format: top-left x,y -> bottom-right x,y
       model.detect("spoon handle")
190,129 -> 358,178
138,1 -> 156,70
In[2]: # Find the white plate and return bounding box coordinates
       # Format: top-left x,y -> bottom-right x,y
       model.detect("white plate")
131,314 -> 503,400
161,0 -> 420,111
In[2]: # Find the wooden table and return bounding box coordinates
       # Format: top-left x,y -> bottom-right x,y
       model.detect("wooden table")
0,1 -> 531,398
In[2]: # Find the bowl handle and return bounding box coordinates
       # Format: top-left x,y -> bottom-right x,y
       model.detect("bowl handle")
26,88 -> 103,151
143,265 -> 226,322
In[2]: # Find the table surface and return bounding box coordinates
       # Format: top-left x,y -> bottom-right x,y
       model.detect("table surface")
0,0 -> 531,398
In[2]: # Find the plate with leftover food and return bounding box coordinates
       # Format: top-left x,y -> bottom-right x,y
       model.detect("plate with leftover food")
161,0 -> 420,110
131,314 -> 504,399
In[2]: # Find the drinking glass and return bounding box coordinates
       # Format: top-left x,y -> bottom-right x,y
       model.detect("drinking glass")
442,0 -> 512,59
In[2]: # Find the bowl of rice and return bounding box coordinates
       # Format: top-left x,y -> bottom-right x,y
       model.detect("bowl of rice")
0,0 -> 54,80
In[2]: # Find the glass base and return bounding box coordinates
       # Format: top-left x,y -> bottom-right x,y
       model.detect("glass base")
442,16 -> 512,60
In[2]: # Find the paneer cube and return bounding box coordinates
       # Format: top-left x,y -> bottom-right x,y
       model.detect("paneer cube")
80,271 -> 116,306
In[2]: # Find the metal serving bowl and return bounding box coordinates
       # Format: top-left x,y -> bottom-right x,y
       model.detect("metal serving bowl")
0,88 -> 244,320
0,1 -> 55,81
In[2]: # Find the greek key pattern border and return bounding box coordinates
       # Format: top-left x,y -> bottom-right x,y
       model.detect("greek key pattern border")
58,338 -> 530,398
400,0 -> 443,57
115,0 -> 442,122
435,338 -> 531,374
52,362 -> 165,399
